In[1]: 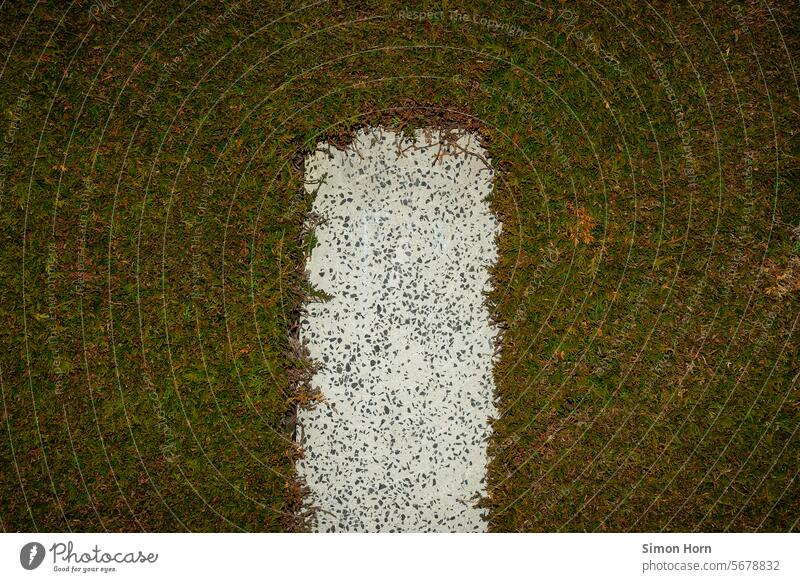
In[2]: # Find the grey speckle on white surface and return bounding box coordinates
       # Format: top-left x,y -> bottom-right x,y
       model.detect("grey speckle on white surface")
297,127 -> 500,532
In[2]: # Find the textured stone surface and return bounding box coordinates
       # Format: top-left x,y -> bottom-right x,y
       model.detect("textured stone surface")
297,127 -> 499,532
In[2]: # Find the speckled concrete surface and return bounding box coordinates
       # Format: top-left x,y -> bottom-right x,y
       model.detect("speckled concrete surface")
297,127 -> 500,532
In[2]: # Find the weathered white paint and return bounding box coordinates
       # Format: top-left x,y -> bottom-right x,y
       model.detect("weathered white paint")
297,127 -> 499,532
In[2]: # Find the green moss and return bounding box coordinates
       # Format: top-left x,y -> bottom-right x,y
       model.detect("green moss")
0,0 -> 797,532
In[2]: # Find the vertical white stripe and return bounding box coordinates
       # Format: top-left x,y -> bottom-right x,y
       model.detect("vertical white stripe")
297,128 -> 499,532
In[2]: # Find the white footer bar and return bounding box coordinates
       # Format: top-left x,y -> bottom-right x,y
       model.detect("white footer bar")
1,533 -> 796,581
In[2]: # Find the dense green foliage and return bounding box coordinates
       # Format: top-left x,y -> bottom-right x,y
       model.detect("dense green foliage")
1,0 -> 797,531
